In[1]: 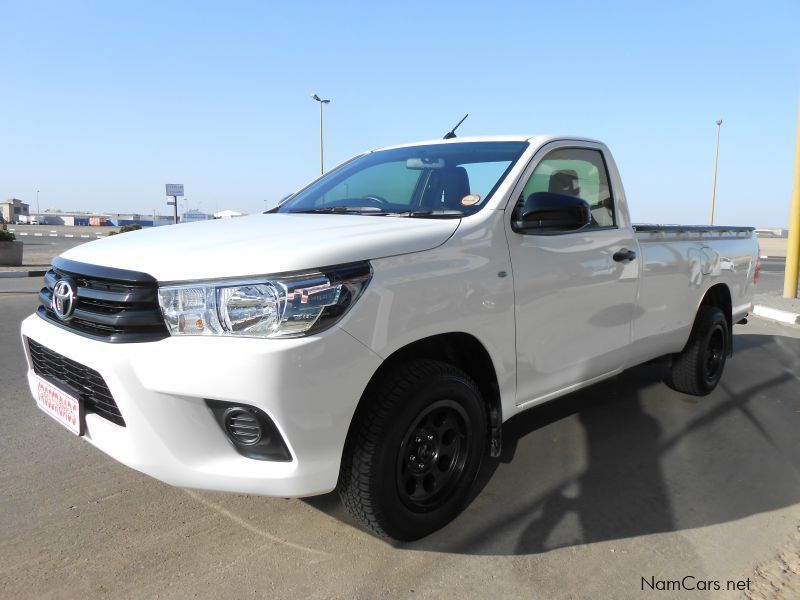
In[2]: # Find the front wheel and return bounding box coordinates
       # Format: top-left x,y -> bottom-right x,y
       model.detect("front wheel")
667,306 -> 729,395
338,359 -> 487,541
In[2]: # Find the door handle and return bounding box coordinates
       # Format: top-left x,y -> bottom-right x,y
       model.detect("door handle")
613,248 -> 637,262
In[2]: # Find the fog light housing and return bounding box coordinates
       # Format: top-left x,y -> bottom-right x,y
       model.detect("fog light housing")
224,408 -> 263,445
206,400 -> 292,461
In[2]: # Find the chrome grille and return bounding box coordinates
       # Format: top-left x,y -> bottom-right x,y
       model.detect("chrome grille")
38,257 -> 168,343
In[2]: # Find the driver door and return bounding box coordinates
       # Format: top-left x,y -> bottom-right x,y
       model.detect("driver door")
506,142 -> 639,407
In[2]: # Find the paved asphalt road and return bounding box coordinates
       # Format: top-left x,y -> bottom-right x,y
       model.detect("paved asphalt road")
759,257 -> 799,296
7,225 -> 104,268
1,278 -> 799,599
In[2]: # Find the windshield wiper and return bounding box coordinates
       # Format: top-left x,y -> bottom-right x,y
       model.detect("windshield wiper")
287,207 -> 465,218
290,206 -> 386,215
389,210 -> 465,219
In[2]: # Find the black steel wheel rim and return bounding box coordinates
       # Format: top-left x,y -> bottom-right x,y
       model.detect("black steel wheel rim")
396,399 -> 471,513
704,326 -> 725,383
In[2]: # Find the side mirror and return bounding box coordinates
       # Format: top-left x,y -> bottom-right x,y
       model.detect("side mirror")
512,191 -> 591,233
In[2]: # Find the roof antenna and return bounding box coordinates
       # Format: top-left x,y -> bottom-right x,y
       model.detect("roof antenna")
443,114 -> 468,139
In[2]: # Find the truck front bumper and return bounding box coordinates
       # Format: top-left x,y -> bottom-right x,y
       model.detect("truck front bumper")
20,313 -> 382,497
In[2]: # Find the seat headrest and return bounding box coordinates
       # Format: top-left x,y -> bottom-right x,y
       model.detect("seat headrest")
549,170 -> 580,196
442,167 -> 470,206
422,166 -> 471,210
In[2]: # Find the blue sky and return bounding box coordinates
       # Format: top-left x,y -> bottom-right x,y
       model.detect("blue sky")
2,1 -> 798,225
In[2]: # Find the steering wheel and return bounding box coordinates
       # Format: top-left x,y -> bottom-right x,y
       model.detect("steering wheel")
362,195 -> 389,206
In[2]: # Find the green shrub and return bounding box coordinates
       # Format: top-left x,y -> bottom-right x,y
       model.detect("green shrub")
0,229 -> 15,242
108,224 -> 143,236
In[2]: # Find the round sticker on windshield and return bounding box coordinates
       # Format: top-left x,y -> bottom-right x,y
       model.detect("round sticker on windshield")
461,194 -> 481,206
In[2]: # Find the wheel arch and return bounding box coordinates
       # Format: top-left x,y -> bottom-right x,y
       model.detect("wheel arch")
698,283 -> 733,352
341,332 -> 503,467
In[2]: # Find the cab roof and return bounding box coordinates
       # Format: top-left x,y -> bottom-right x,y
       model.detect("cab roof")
376,134 -> 603,152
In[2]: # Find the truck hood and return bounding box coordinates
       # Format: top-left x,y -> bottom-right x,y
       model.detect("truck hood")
60,213 -> 460,281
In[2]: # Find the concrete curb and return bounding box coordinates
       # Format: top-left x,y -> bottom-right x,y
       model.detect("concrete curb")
0,270 -> 47,279
753,305 -> 800,325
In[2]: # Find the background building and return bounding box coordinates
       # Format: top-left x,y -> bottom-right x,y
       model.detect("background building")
5,203 -> 241,227
1,199 -> 30,223
181,209 -> 212,223
36,210 -> 110,226
108,213 -> 174,227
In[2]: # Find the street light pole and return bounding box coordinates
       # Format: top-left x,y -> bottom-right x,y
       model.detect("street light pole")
36,189 -> 40,218
710,119 -> 723,225
311,93 -> 331,175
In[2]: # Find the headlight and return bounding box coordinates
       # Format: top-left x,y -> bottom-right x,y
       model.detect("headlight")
157,262 -> 371,338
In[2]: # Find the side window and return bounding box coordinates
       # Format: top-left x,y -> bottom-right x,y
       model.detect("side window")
519,148 -> 615,229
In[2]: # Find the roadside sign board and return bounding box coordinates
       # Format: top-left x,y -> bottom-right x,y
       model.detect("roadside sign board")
166,184 -> 184,197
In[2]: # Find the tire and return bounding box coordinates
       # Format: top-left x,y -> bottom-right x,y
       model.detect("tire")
668,306 -> 729,396
338,359 -> 487,541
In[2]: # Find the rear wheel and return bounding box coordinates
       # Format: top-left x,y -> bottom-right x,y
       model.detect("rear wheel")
668,306 -> 729,395
338,359 -> 486,541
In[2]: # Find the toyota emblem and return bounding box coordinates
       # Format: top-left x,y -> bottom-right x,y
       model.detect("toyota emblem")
52,279 -> 77,320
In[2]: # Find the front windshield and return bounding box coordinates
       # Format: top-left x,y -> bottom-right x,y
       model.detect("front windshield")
277,141 -> 528,217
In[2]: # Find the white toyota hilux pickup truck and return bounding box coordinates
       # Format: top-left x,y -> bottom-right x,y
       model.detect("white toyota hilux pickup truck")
21,135 -> 759,541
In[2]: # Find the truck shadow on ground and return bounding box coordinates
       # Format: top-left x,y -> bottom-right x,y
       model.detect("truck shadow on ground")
306,332 -> 800,556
